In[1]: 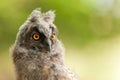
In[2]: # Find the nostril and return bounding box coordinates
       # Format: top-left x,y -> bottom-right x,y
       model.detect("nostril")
31,46 -> 36,50
19,44 -> 23,47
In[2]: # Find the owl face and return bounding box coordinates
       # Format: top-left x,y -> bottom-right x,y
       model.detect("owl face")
16,9 -> 57,52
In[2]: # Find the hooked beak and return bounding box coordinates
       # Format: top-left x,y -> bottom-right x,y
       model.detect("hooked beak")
45,39 -> 52,52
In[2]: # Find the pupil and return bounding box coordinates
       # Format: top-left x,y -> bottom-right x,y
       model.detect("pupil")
35,35 -> 38,38
35,35 -> 39,39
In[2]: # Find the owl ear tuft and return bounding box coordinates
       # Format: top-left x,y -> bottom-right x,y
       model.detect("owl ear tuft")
43,10 -> 55,23
29,8 -> 41,22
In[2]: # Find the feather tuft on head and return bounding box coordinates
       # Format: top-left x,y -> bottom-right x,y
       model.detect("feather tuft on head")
43,10 -> 55,23
29,8 -> 41,22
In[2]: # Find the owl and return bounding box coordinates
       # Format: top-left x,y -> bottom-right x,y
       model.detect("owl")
10,8 -> 79,80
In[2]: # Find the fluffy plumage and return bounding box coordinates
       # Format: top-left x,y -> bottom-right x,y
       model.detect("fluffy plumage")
10,8 -> 79,80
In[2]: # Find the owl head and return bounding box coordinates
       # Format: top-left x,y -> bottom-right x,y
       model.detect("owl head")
15,9 -> 58,53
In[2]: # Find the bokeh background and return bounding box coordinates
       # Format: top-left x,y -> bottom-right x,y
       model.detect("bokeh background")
0,0 -> 120,80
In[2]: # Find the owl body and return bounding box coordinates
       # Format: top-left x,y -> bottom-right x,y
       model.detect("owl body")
10,9 -> 79,80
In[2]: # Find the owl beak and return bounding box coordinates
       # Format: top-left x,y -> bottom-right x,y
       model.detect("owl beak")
46,39 -> 52,52
48,45 -> 52,52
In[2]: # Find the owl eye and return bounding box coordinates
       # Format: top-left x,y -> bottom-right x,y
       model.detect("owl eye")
51,35 -> 55,41
32,33 -> 40,41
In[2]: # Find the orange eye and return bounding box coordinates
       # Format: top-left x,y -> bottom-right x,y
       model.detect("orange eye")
32,33 -> 40,40
51,35 -> 55,41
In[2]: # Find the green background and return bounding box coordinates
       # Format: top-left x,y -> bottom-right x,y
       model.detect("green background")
0,0 -> 120,80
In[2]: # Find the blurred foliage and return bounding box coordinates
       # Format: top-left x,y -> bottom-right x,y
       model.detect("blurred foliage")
1,0 -> 120,51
